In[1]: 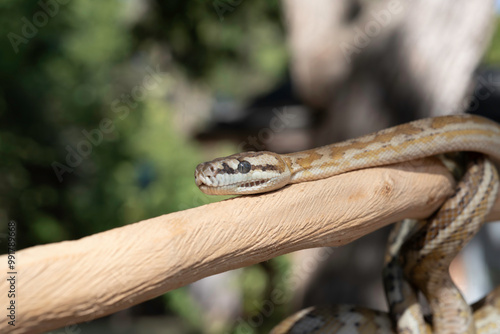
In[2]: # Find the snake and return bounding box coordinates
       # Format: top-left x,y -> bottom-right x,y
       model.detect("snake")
194,114 -> 500,333
269,157 -> 499,334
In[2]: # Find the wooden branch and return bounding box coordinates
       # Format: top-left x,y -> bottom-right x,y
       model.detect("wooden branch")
2,158 -> 499,334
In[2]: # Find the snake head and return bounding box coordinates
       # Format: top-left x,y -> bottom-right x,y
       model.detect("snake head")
195,151 -> 292,195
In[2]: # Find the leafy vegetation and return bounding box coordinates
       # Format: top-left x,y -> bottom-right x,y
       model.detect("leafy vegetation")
0,0 -> 290,332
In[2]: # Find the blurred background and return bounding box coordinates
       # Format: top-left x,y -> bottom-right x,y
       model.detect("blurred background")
1,0 -> 500,333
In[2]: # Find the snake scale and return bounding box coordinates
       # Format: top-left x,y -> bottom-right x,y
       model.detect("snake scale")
194,114 -> 500,333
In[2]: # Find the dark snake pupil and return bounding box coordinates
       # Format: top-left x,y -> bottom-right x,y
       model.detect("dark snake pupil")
238,161 -> 251,174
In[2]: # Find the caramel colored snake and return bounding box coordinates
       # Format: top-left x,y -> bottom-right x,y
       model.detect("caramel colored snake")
194,114 -> 500,333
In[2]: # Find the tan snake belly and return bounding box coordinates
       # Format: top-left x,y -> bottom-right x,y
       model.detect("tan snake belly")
194,114 -> 500,333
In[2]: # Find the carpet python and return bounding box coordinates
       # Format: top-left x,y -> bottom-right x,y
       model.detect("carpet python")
195,114 -> 500,333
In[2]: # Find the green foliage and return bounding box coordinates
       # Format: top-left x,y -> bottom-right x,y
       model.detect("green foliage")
0,0 -> 288,332
484,17 -> 500,65
164,287 -> 204,330
0,0 -> 285,245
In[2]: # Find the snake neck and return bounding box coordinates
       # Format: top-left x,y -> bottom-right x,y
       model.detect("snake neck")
280,114 -> 500,185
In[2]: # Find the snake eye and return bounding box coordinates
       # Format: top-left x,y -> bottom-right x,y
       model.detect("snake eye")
237,161 -> 251,174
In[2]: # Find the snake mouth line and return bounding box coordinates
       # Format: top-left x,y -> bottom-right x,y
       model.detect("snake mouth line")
197,177 -> 274,195
198,178 -> 270,189
239,179 -> 267,188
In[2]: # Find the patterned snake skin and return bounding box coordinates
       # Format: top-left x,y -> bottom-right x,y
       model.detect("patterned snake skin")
195,115 -> 500,333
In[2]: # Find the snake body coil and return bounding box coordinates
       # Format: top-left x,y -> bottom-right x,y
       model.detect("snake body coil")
195,114 -> 500,333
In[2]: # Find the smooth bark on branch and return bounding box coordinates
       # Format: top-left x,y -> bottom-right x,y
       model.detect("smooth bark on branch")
2,158 -> 499,334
